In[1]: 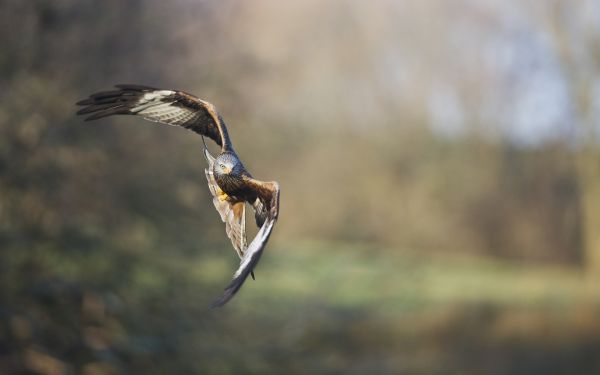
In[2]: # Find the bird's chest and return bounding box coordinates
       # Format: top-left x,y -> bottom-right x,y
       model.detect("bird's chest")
216,174 -> 248,198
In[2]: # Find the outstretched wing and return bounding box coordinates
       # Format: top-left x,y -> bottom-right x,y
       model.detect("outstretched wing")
203,147 -> 247,257
211,178 -> 280,308
76,84 -> 233,151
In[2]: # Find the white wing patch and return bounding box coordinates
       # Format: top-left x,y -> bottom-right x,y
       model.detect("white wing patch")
141,90 -> 174,102
130,90 -> 174,112
129,90 -> 197,126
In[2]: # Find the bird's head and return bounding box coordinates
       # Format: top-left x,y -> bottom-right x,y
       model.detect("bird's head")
214,153 -> 241,177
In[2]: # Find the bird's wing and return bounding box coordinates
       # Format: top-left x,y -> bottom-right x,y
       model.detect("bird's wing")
76,84 -> 233,151
211,178 -> 280,308
203,147 -> 247,258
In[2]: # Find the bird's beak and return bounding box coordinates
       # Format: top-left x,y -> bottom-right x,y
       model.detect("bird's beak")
224,166 -> 232,174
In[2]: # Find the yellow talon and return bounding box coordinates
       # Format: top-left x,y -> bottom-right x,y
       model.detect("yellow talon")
217,191 -> 229,202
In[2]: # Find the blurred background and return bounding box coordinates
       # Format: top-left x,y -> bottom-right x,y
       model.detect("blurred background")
1,0 -> 600,374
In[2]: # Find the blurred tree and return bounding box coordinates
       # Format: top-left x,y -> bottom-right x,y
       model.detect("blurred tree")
542,1 -> 600,274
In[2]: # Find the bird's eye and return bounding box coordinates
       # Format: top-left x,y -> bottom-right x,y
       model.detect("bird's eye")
219,163 -> 226,169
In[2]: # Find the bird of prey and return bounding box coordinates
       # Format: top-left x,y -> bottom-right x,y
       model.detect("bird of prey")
76,84 -> 280,307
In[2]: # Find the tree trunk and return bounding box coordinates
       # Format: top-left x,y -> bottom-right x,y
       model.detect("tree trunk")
578,148 -> 600,275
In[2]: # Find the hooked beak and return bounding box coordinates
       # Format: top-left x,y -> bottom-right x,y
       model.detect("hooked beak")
223,165 -> 233,174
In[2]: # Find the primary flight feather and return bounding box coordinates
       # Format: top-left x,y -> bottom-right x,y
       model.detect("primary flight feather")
76,84 -> 280,307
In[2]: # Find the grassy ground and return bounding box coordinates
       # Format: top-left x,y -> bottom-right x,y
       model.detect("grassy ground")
5,241 -> 600,374
197,240 -> 599,311
161,240 -> 600,374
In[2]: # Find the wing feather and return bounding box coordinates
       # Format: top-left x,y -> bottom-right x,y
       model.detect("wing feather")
76,85 -> 232,151
210,217 -> 276,308
211,178 -> 280,307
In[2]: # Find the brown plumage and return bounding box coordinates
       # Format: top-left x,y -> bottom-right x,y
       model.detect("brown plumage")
77,84 -> 280,307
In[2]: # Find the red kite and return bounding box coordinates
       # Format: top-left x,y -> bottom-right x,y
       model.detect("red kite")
77,84 -> 280,307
